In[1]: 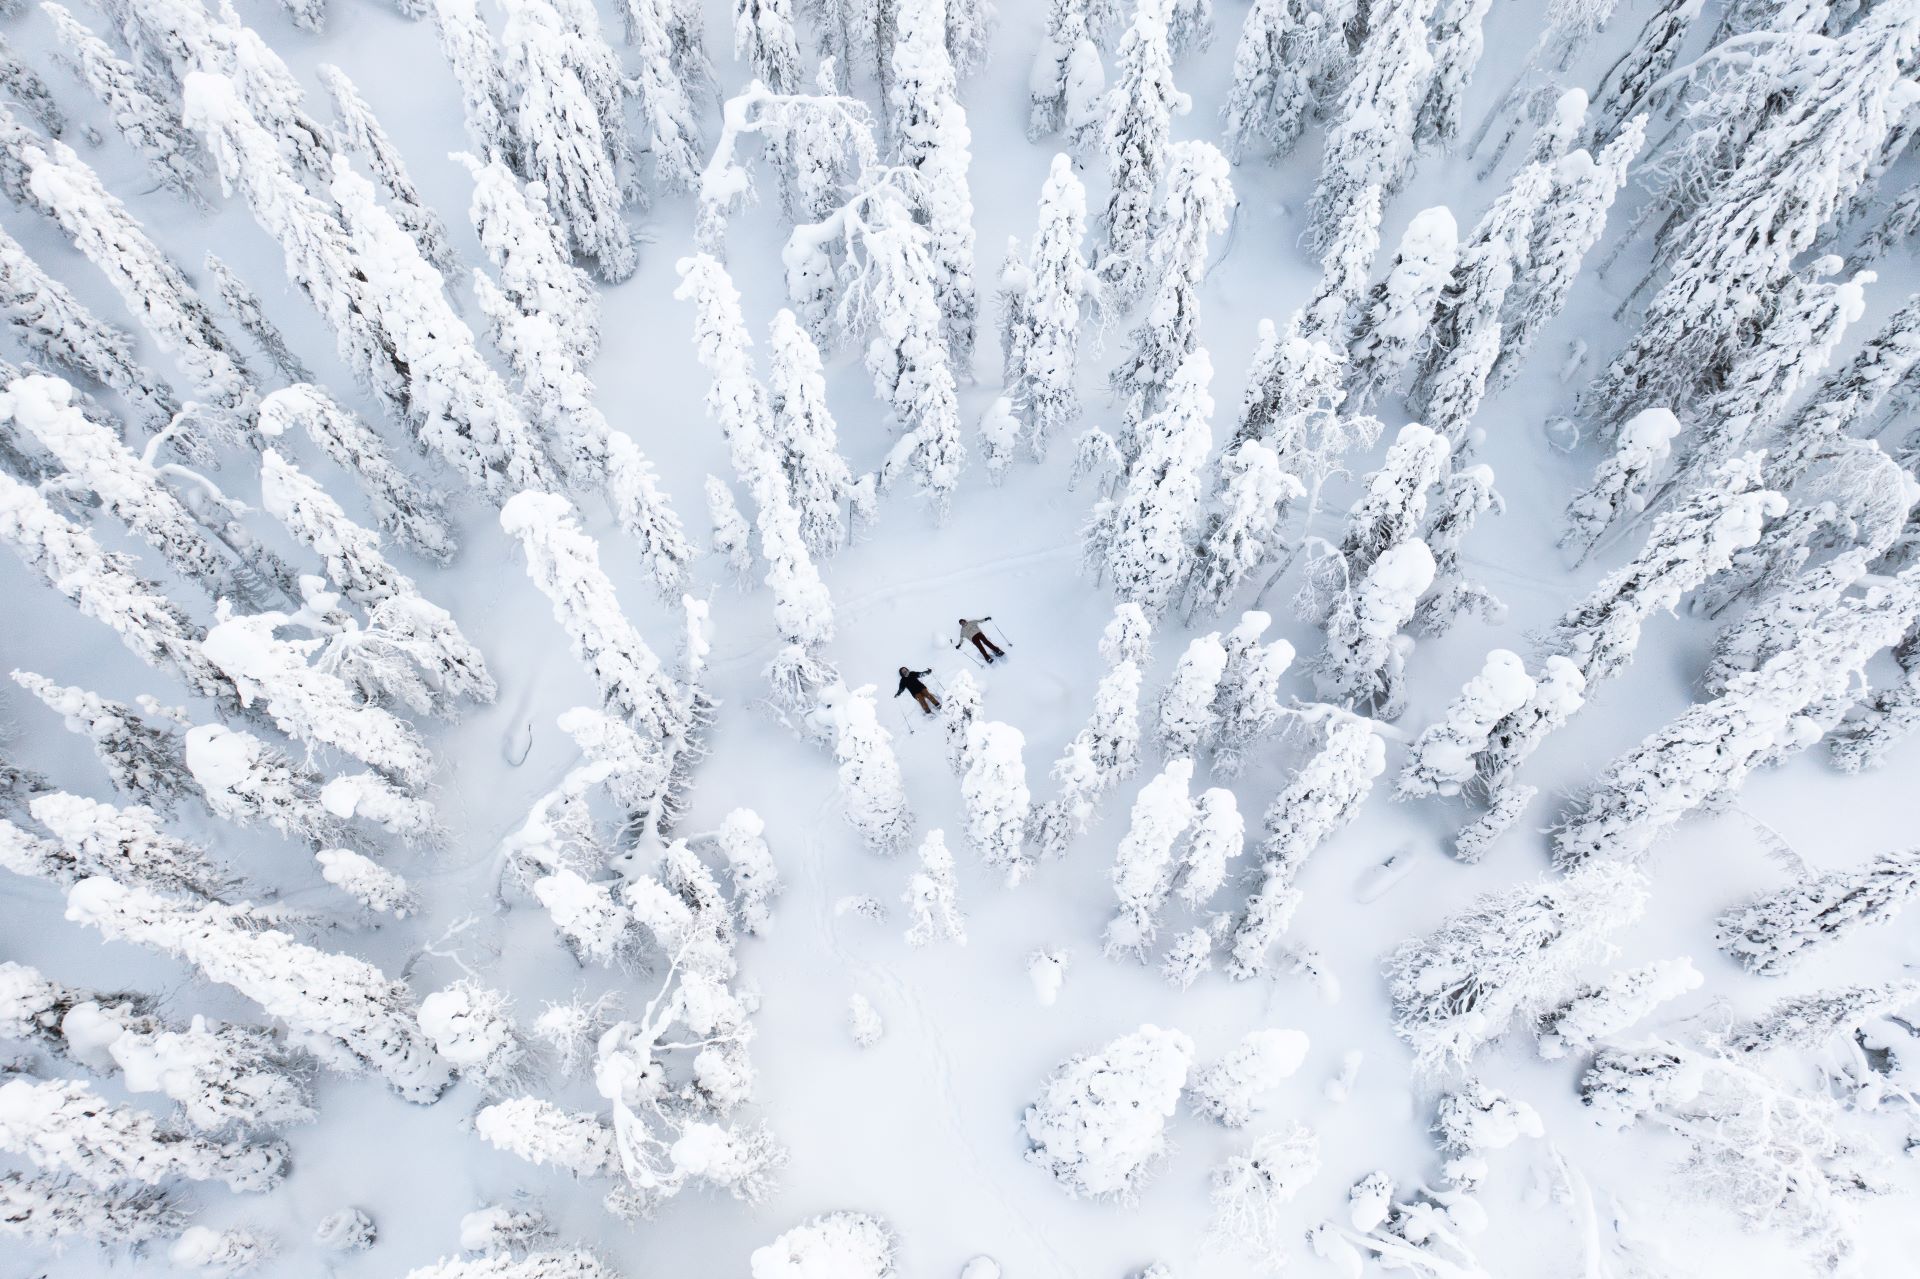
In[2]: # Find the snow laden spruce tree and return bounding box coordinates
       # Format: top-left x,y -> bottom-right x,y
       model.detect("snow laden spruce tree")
1228,710 -> 1385,979
1024,1024 -> 1194,1198
65,876 -> 451,1102
1003,154 -> 1096,461
1090,349 -> 1215,617
1099,0 -> 1187,304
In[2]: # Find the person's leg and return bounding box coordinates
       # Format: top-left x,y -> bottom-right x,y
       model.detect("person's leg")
971,634 -> 996,660
984,635 -> 1005,658
915,690 -> 939,713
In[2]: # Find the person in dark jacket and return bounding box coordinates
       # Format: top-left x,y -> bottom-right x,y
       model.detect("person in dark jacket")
896,666 -> 940,714
957,617 -> 1004,663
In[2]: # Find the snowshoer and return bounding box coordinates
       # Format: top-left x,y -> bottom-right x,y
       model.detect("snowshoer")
957,618 -> 1005,663
896,666 -> 940,714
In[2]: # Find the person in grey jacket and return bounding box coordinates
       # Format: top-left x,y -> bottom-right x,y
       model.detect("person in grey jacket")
957,618 -> 1005,663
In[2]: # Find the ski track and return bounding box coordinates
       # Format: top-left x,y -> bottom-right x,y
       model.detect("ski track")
797,790 -> 1079,1278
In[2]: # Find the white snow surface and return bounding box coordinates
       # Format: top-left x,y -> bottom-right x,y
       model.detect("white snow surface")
0,2 -> 1917,1278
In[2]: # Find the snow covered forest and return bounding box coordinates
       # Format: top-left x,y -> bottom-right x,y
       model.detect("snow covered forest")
6,0 -> 1920,1273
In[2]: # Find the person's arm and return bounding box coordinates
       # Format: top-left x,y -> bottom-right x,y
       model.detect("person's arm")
894,678 -> 907,696
914,669 -> 931,677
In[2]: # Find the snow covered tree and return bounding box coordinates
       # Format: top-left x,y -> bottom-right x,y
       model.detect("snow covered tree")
1581,1042 -> 1882,1267
5,132 -> 250,416
0,1076 -> 285,1193
766,308 -> 855,556
1219,0 -> 1316,163
1719,847 -> 1920,978
41,3 -> 201,204
0,33 -> 66,139
1208,1125 -> 1320,1264
28,790 -> 225,900
474,1095 -> 615,1175
256,385 -> 455,566
187,723 -> 344,844
1157,632 -> 1225,757
1317,538 -> 1434,718
0,225 -> 164,419
2,960 -> 314,1131
891,0 -> 978,369
1586,0 -> 1700,144
1067,610 -> 1149,787
1831,623 -> 1920,773
0,469 -> 235,709
182,73 -> 407,422
201,604 -> 436,785
1346,207 -> 1457,408
1112,141 -> 1233,423
1732,981 -> 1920,1055
1546,454 -> 1784,689
457,150 -> 599,363
677,256 -> 833,646
474,275 -> 693,598
1494,120 -> 1643,393
1416,0 -> 1493,147
1030,0 -> 1088,139
9,375 -> 302,608
1206,611 -> 1294,774
788,182 -> 966,518
319,64 -> 460,282
1336,423 -> 1451,586
1409,162 -> 1552,446
1397,649 -> 1534,799
1305,0 -> 1437,253
705,476 -> 755,582
735,0 -> 803,94
329,157 -> 556,498
1589,7 -> 1916,428
1186,441 -> 1303,621
499,0 -> 635,280
1025,1024 -> 1193,1198
1173,786 -> 1243,909
10,671 -> 192,812
1190,1028 -> 1308,1126
501,492 -> 690,747
1099,0 -> 1188,303
1409,461 -> 1501,637
1300,183 -> 1381,342
6,376 -> 225,603
203,253 -> 312,386
430,0 -> 512,156
1537,956 -> 1702,1059
625,0 -> 705,194
1677,260 -> 1872,480
1704,548 -> 1872,697
825,684 -> 914,854
1469,653 -> 1584,799
903,828 -> 965,946
406,1248 -> 623,1279
1227,711 -> 1383,978
67,875 -> 451,1101
1561,406 -> 1680,560
1095,349 -> 1215,616
941,669 -> 983,776
0,1171 -> 183,1248
751,1212 -> 897,1278
417,981 -> 526,1095
962,721 -> 1031,885
1104,758 -> 1194,957
1006,155 -> 1096,460
1555,573 -> 1920,869
1390,860 -> 1647,1070
318,847 -> 418,919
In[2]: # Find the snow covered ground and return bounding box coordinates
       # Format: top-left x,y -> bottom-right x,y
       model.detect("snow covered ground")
4,0 -> 1920,1276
